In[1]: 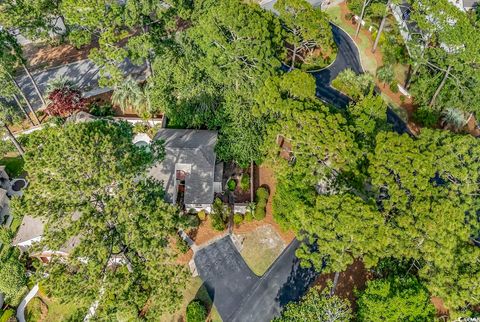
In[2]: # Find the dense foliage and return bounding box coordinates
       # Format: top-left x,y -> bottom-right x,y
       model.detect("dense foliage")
186,300 -> 207,322
0,257 -> 27,305
357,276 -> 435,321
275,0 -> 335,70
12,121 -> 188,319
274,285 -> 352,322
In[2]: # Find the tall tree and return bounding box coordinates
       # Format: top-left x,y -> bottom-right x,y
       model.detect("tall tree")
274,0 -> 334,70
0,0 -> 65,42
357,276 -> 435,322
0,30 -> 46,107
0,101 -> 25,155
111,78 -> 149,118
274,284 -> 352,322
369,129 -> 480,312
408,0 -> 480,113
296,194 -> 389,273
12,120 -> 188,319
60,0 -> 189,87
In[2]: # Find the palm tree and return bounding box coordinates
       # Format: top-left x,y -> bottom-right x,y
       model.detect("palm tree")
376,65 -> 395,87
46,76 -> 75,95
441,108 -> 467,131
0,101 -> 24,156
111,78 -> 149,117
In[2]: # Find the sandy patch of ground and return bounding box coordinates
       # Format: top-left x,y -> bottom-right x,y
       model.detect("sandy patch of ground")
238,225 -> 286,276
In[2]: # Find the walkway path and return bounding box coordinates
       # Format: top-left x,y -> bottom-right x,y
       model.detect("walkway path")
16,283 -> 39,322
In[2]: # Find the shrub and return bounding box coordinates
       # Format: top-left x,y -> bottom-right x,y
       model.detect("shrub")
186,300 -> 207,322
331,69 -> 374,101
89,102 -> 115,117
413,106 -> 439,128
0,309 -> 14,322
254,200 -> 267,220
133,122 -> 150,134
211,198 -> 226,231
389,80 -> 399,93
233,213 -> 244,225
176,235 -> 189,254
186,214 -> 200,228
211,212 -> 225,231
197,210 -> 207,221
44,87 -> 87,117
256,187 -> 269,202
227,178 -> 237,191
240,174 -> 250,191
244,211 -> 254,222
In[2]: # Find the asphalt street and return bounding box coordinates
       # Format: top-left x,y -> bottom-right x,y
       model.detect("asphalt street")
193,236 -> 317,322
311,24 -> 409,134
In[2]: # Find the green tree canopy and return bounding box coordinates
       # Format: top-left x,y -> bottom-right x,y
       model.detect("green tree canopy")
0,257 -> 27,304
357,276 -> 435,322
274,285 -> 352,322
274,0 -> 334,70
12,120 -> 188,319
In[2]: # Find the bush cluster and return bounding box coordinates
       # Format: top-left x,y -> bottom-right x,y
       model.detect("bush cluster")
240,174 -> 250,191
186,300 -> 207,322
254,187 -> 269,220
233,213 -> 244,225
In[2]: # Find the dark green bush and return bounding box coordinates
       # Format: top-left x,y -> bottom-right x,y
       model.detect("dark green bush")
254,200 -> 267,220
227,178 -> 237,191
211,212 -> 225,231
240,174 -> 250,191
413,106 -> 439,128
256,187 -> 269,201
186,214 -> 200,228
176,235 -> 189,254
89,102 -> 115,117
186,300 -> 207,322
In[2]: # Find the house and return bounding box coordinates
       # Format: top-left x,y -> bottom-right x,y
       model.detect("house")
448,0 -> 479,11
12,212 -> 82,263
0,167 -> 11,227
149,129 -> 223,213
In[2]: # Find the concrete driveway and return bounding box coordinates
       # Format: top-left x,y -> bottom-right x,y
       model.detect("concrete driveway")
193,236 -> 318,322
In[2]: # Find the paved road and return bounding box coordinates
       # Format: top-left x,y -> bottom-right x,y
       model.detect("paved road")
15,58 -> 146,110
194,236 -> 318,322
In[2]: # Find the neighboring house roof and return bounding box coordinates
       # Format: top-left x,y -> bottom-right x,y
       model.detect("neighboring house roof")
149,129 -> 218,205
12,215 -> 44,247
462,0 -> 479,9
0,189 -> 7,205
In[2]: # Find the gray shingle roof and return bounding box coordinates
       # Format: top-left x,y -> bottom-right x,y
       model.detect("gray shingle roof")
463,0 -> 479,9
12,215 -> 44,246
149,129 -> 218,205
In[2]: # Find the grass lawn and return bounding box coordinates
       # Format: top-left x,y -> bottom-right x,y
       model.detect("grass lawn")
25,285 -> 86,322
239,225 -> 286,276
0,156 -> 24,178
159,276 -> 222,322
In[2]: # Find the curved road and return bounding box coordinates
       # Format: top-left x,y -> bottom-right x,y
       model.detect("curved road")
194,9 -> 411,322
311,24 -> 409,134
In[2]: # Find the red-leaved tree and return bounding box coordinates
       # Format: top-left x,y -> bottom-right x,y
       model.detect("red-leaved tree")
44,87 -> 87,117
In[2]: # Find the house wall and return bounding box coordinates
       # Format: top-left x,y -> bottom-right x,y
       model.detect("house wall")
185,204 -> 212,213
